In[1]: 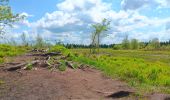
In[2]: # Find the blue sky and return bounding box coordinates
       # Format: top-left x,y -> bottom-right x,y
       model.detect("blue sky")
6,0 -> 170,44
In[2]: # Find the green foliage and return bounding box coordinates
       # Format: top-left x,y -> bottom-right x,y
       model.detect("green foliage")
0,0 -> 22,34
113,44 -> 122,50
0,44 -> 26,56
122,35 -> 130,49
90,18 -> 110,53
26,62 -> 33,70
131,39 -> 139,49
0,57 -> 4,63
49,45 -> 72,57
49,45 -> 67,52
0,44 -> 26,63
146,38 -> 160,50
139,42 -> 146,49
73,63 -> 79,69
58,60 -> 67,71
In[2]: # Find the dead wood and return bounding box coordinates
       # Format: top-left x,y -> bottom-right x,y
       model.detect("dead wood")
46,56 -> 51,60
28,52 -> 62,57
5,63 -> 27,71
66,62 -> 74,69
5,60 -> 40,71
42,52 -> 62,57
30,49 -> 39,52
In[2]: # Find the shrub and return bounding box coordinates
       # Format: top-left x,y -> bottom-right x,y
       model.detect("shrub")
0,44 -> 27,64
58,60 -> 67,71
113,44 -> 122,50
49,45 -> 67,52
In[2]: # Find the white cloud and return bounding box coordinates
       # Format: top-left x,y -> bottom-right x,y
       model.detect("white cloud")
31,0 -> 170,44
14,12 -> 33,27
34,11 -> 82,29
157,0 -> 170,8
31,0 -> 131,44
8,0 -> 170,44
20,12 -> 34,17
121,0 -> 159,11
121,0 -> 170,10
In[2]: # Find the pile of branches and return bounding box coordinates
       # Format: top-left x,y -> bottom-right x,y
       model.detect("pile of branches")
2,49 -> 90,72
4,51 -> 75,71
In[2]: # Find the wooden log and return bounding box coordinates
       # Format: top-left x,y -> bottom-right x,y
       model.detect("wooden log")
42,52 -> 62,56
6,63 -> 27,71
5,60 -> 40,71
29,52 -> 62,57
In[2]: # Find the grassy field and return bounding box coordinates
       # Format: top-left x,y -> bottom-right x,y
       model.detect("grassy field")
71,49 -> 170,93
0,44 -> 27,64
0,45 -> 169,94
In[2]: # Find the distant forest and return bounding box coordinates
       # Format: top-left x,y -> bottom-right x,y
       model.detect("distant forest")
62,39 -> 170,50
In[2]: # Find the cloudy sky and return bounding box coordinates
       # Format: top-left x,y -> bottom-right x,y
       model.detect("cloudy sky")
7,0 -> 170,44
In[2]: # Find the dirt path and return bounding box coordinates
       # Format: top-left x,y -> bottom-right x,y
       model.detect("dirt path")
0,53 -> 169,100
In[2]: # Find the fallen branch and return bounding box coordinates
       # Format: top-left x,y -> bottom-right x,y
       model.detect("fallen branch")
28,52 -> 62,57
66,62 -> 74,69
43,52 -> 62,57
5,63 -> 27,71
5,60 -> 40,71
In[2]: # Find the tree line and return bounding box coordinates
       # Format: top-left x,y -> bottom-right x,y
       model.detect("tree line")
63,37 -> 170,50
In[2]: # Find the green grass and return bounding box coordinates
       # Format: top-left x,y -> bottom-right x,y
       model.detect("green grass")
0,44 -> 27,64
71,49 -> 170,93
0,58 -> 4,63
